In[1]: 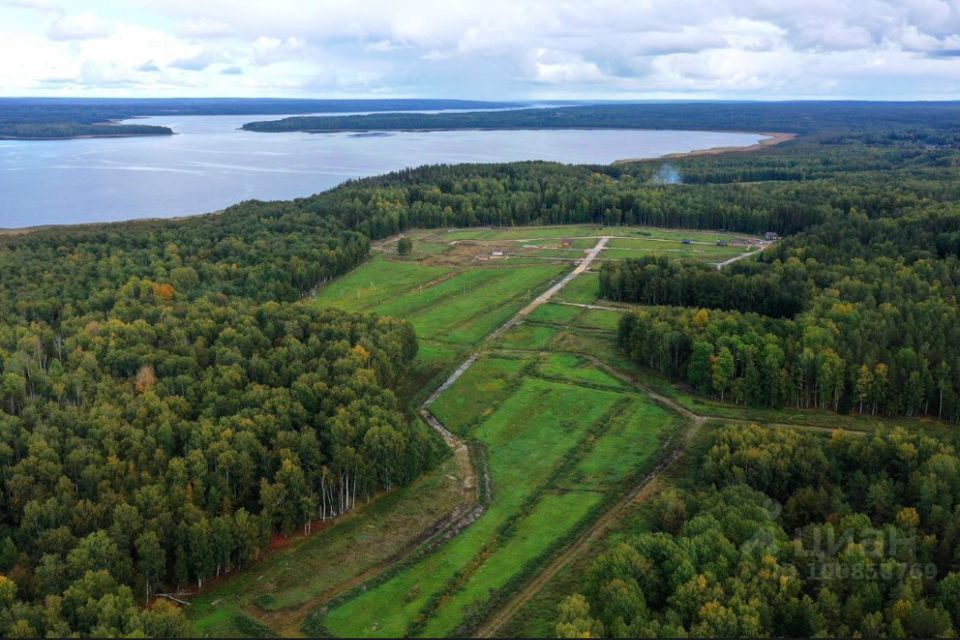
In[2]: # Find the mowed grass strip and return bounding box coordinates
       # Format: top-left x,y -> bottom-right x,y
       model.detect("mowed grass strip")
568,395 -> 675,490
605,236 -> 744,251
320,379 -> 621,638
545,329 -> 628,367
473,379 -> 621,511
440,225 -> 755,243
420,384 -> 672,637
553,271 -> 600,305
431,355 -> 531,434
443,227 -> 606,241
572,308 -> 622,331
526,302 -> 584,325
492,323 -> 559,351
599,246 -> 746,262
313,255 -> 453,312
416,339 -> 460,365
536,353 -> 628,390
317,258 -> 564,354
321,508 -> 503,637
370,268 -> 498,319
420,491 -> 602,637
408,264 -> 565,344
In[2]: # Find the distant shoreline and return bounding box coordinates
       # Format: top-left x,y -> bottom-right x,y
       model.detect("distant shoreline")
0,209 -> 226,235
613,131 -> 797,164
0,119 -> 174,141
0,132 -> 174,141
268,125 -> 783,136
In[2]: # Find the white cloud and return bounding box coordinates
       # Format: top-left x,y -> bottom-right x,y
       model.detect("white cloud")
530,49 -> 606,84
177,17 -> 234,38
47,12 -> 113,40
365,39 -> 407,53
251,35 -> 305,65
0,0 -> 60,12
1,0 -> 960,98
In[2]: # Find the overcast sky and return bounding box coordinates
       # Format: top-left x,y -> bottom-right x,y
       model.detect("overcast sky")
1,0 -> 959,100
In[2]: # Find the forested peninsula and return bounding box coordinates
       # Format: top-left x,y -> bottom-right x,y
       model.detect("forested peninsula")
1,102 -> 960,635
241,101 -> 960,138
0,98 -> 519,140
0,123 -> 174,140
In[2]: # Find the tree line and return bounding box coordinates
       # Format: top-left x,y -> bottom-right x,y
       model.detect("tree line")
613,203 -> 960,422
0,98 -> 514,140
599,256 -> 810,318
0,290 -> 434,635
241,101 -> 960,139
0,202 -> 426,635
558,424 -> 960,638
0,123 -> 173,140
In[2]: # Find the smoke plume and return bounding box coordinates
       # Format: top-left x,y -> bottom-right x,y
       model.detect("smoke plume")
651,163 -> 682,185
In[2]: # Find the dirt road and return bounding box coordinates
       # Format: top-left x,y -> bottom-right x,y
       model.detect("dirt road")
294,232 -> 830,637
474,351 -> 864,637
425,236 -> 611,400
554,300 -> 626,312
486,236 -> 609,342
420,236 -> 613,501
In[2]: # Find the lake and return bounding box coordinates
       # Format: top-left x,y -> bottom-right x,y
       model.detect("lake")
0,114 -> 766,228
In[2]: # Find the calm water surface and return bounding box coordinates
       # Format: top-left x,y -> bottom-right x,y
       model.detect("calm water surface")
0,114 -> 766,228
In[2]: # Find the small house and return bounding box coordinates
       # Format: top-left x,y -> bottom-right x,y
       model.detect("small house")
560,239 -> 573,248
716,240 -> 728,247
491,249 -> 505,257
764,231 -> 779,241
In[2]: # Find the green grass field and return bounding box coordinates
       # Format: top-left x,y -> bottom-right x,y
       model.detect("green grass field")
490,323 -> 559,351
572,308 -> 623,331
598,245 -> 748,261
431,354 -> 530,434
316,258 -> 565,348
526,302 -> 584,325
535,353 -> 628,390
188,224 -> 776,638
313,255 -> 454,312
553,271 -> 601,305
441,224 -> 752,243
319,374 -> 673,637
308,243 -> 671,639
315,257 -> 566,407
605,236 -> 751,253
383,225 -> 762,268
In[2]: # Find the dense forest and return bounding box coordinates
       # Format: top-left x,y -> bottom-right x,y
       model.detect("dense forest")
0,98 -> 518,140
608,183 -> 960,421
558,424 -> 960,638
0,207 -> 435,635
2,101 -> 960,635
598,256 -> 810,318
0,123 -> 173,139
242,101 -> 960,139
